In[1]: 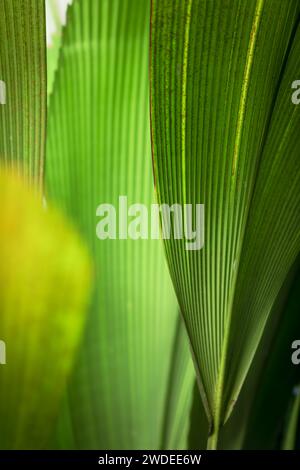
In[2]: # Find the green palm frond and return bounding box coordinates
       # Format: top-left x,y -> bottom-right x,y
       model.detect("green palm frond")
46,0 -> 194,450
0,0 -> 47,188
150,0 -> 300,447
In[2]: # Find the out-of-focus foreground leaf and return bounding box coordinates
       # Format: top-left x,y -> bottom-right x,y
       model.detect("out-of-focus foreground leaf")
46,0 -> 195,449
150,0 -> 300,447
0,169 -> 92,449
0,0 -> 47,188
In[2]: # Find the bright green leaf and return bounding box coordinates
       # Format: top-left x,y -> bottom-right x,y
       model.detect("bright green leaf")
46,0 -> 193,449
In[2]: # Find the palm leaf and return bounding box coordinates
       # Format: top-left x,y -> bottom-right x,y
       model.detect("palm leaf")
150,0 -> 300,447
0,0 -> 47,188
46,0 -> 193,449
190,261 -> 300,450
221,23 -> 300,424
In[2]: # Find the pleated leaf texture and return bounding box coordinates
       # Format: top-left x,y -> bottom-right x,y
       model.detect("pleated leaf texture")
46,0 -> 195,449
0,170 -> 92,449
150,0 -> 300,446
0,0 -> 47,188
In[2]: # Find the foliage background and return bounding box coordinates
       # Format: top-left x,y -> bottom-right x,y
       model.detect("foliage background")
0,0 -> 299,450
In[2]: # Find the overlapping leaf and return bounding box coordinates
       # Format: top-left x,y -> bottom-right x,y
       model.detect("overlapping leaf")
222,24 -> 300,424
150,0 -> 300,446
46,0 -> 194,449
